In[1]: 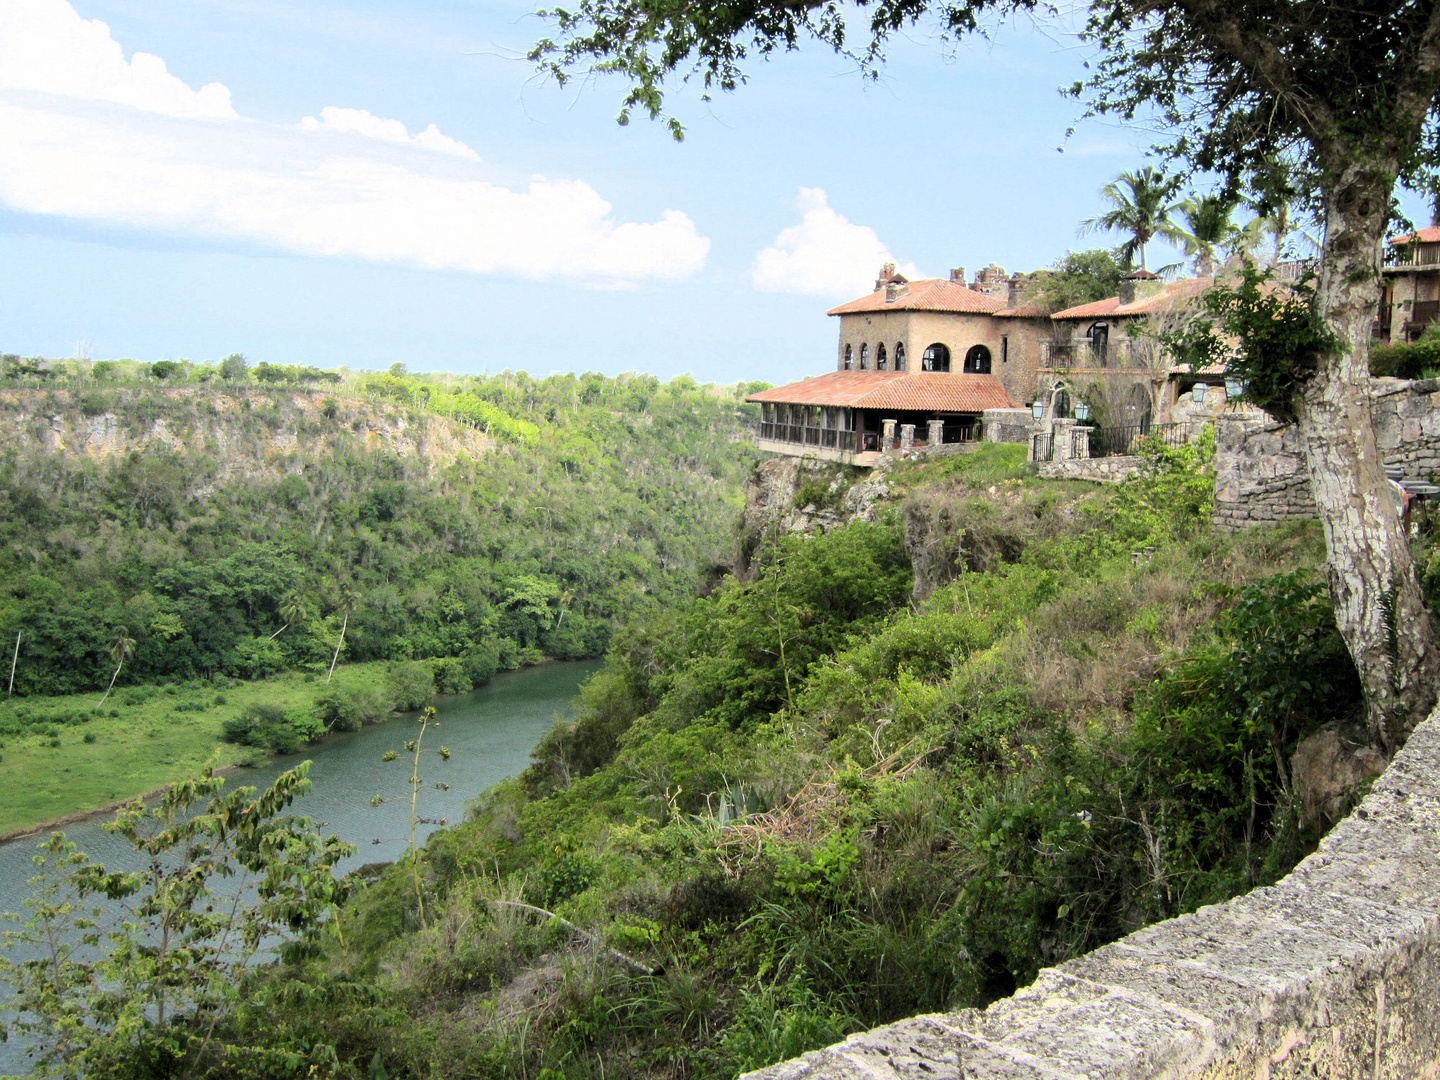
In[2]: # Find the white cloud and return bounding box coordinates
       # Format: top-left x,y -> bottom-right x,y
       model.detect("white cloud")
751,188 -> 918,297
0,0 -> 235,118
0,0 -> 709,285
299,107 -> 479,161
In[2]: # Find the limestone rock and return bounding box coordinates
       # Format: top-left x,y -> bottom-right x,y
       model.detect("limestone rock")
1290,721 -> 1386,828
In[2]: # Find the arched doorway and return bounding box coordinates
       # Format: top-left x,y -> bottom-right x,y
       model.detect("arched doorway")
963,345 -> 992,374
921,343 -> 951,372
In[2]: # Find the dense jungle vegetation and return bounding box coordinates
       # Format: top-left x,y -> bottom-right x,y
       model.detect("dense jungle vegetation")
0,360 -> 761,746
5,406 -> 1404,1079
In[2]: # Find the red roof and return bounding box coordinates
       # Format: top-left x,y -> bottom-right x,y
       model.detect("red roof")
827,279 -> 1009,316
745,371 -> 1017,412
1391,226 -> 1440,244
1052,276 -> 1214,320
996,302 -> 1047,318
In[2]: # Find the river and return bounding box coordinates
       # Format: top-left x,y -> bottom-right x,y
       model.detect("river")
0,659 -> 600,1075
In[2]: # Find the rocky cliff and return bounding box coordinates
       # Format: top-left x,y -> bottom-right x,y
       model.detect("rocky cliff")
1,386 -> 492,480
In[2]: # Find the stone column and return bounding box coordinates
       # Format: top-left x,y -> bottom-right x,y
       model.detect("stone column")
1052,418 -> 1078,461
900,423 -> 915,450
928,419 -> 944,447
882,418 -> 897,449
1073,425 -> 1092,460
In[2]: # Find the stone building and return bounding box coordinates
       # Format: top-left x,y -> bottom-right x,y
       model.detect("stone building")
1380,226 -> 1440,344
1047,271 -> 1221,428
747,262 -> 1047,464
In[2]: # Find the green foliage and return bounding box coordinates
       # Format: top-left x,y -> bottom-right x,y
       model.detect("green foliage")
1163,262 -> 1341,424
1029,249 -> 1129,313
221,702 -> 323,754
1370,323 -> 1440,379
385,660 -> 436,711
0,370 -> 758,697
0,766 -> 353,1077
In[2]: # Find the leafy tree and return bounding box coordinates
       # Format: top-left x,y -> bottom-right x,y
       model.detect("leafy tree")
526,0 -> 1440,750
1030,249 -> 1128,313
1078,167 -> 1181,272
219,353 -> 248,382
0,767 -> 352,1077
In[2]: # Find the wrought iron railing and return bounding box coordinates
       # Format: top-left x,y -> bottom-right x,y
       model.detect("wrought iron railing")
1087,422 -> 1191,457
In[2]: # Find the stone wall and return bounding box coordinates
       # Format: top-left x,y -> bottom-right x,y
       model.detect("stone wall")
743,700 -> 1440,1080
1036,455 -> 1143,483
1214,378 -> 1440,529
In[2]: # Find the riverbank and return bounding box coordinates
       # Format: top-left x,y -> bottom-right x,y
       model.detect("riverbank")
0,663 -> 392,839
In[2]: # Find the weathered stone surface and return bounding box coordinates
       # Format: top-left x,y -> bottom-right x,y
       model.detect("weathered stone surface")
1290,723 -> 1387,828
1214,380 -> 1440,530
743,702 -> 1440,1080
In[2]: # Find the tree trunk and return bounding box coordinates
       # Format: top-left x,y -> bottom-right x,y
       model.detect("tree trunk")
327,613 -> 348,684
1300,160 -> 1440,753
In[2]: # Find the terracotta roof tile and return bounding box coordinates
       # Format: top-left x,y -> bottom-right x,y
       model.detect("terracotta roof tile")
1052,276 -> 1214,320
1391,226 -> 1440,244
996,301 -> 1048,318
745,371 -> 1017,412
827,279 -> 1009,316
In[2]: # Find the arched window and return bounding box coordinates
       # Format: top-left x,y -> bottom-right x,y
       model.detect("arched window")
921,343 -> 950,372
894,342 -> 906,371
859,343 -> 869,370
876,343 -> 887,371
843,344 -> 853,370
963,344 -> 992,374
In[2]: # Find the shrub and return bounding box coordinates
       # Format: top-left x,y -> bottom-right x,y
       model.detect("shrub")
385,661 -> 436,711
221,703 -> 323,754
83,732 -> 97,744
426,656 -> 471,696
312,686 -> 390,733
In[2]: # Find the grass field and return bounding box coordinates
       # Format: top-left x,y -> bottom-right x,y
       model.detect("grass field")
0,663 -> 393,838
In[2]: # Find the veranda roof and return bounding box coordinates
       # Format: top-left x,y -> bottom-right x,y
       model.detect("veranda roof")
746,371 -> 1017,413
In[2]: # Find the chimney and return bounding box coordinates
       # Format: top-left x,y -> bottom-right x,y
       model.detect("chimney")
1118,278 -> 1137,305
875,262 -> 898,291
885,281 -> 909,302
1007,272 -> 1026,308
950,267 -> 966,283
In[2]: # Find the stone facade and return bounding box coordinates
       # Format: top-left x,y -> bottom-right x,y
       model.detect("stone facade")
743,700 -> 1440,1080
1213,378 -> 1440,530
835,309 -> 1049,414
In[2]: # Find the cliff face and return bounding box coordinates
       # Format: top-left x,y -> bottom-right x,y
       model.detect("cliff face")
733,456 -> 893,576
1,386 -> 493,478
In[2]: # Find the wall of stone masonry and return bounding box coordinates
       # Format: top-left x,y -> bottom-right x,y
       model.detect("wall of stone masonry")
1036,455 -> 1143,483
743,700 -> 1440,1080
1214,378 -> 1440,530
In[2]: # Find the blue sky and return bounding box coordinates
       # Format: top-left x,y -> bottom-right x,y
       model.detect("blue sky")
0,0 -> 1395,386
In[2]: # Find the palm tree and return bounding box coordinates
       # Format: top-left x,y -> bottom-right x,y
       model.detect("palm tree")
269,590 -> 309,640
99,629 -> 136,705
1170,194 -> 1236,276
1079,167 -> 1181,273
326,584 -> 358,684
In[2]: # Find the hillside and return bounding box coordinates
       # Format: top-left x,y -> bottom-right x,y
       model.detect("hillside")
0,368 -> 761,831
96,437 -> 1381,1080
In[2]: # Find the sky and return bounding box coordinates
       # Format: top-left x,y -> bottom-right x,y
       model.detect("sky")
0,0 -> 1412,386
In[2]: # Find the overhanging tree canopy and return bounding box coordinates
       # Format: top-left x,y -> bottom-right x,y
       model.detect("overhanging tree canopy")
532,0 -> 1440,751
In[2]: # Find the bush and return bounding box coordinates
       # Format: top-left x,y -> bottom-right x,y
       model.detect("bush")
1370,323 -> 1440,379
462,642 -> 501,687
426,656 -> 471,696
220,703 -> 323,754
385,661 -> 436,711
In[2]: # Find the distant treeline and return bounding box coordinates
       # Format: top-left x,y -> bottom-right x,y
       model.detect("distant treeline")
0,367 -> 765,697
